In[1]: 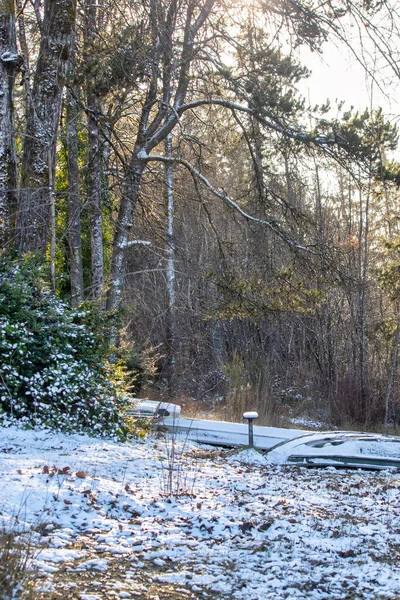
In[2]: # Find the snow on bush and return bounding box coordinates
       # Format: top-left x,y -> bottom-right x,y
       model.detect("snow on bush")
0,255 -> 128,436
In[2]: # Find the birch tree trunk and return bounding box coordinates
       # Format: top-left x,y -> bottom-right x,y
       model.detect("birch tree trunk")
16,0 -> 76,253
0,0 -> 20,248
106,160 -> 144,312
357,183 -> 370,423
106,0 -> 216,313
164,132 -> 176,393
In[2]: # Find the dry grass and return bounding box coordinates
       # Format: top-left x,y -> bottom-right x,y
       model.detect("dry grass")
159,416 -> 198,497
0,525 -> 38,600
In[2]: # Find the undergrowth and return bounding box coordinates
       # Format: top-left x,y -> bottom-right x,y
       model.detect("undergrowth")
0,254 -> 141,439
0,526 -> 38,600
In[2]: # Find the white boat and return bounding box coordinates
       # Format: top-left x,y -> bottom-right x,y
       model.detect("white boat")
126,399 -> 181,418
162,416 -> 310,450
267,431 -> 400,470
130,401 -> 400,469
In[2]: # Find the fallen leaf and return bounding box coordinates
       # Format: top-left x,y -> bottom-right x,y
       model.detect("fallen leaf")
58,466 -> 71,475
76,471 -> 87,479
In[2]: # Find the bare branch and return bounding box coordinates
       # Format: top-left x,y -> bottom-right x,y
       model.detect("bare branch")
125,240 -> 152,248
145,154 -> 317,254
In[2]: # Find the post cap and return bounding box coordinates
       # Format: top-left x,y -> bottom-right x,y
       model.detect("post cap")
243,411 -> 259,420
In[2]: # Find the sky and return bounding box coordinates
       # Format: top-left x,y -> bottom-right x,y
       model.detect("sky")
298,40 -> 400,121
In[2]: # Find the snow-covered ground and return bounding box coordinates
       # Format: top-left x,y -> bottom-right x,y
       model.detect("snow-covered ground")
1,425 -> 400,599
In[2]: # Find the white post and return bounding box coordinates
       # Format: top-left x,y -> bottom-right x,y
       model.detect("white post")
243,411 -> 259,448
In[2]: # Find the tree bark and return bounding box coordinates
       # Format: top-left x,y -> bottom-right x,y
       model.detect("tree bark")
384,306 -> 400,431
106,0 -> 216,313
106,159 -> 144,312
85,0 -> 103,300
48,151 -> 56,290
66,83 -> 84,306
16,0 -> 31,105
357,183 -> 370,423
16,0 -> 76,253
87,100 -> 103,299
165,132 -> 176,393
0,0 -> 20,248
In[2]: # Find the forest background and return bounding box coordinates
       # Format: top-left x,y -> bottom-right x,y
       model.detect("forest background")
1,0 -> 400,433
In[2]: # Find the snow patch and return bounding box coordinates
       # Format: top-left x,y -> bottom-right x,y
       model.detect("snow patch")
1,425 -> 400,599
227,448 -> 268,465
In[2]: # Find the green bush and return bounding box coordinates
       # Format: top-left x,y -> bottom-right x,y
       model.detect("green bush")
0,255 -> 128,436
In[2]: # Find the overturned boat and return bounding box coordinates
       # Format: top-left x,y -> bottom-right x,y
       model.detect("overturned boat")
162,415 -> 309,450
129,400 -> 400,469
267,431 -> 400,470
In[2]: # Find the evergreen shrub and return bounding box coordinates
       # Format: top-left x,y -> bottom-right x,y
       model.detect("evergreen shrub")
0,255 -> 128,436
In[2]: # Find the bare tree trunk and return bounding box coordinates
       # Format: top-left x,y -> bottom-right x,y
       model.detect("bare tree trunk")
100,108 -> 111,206
87,102 -> 103,299
0,0 -> 20,248
284,152 -> 294,207
16,0 -> 76,253
66,84 -> 84,306
314,162 -> 336,418
252,119 -> 264,200
384,305 -> 400,431
106,160 -> 144,312
48,152 -> 56,290
85,0 -> 103,300
357,183 -> 370,423
106,0 -> 215,314
165,132 -> 176,393
15,0 -> 31,104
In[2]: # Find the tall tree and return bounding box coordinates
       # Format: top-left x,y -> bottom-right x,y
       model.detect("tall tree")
84,0 -> 103,300
16,0 -> 77,253
164,132 -> 176,393
107,0 -> 389,313
0,0 -> 20,248
106,0 -> 217,311
66,49 -> 84,306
